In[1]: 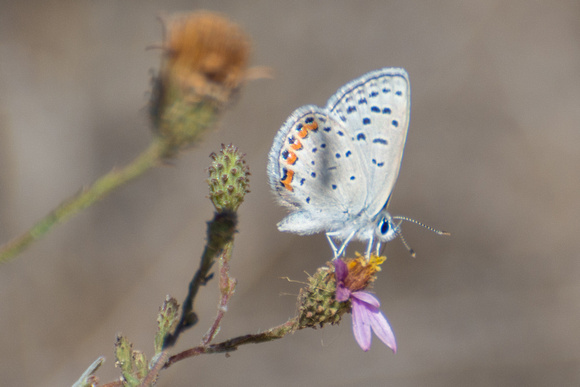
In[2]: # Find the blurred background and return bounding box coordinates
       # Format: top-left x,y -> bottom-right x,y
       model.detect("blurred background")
1,1 -> 579,386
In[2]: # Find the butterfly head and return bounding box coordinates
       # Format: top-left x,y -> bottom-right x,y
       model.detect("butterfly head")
375,210 -> 399,244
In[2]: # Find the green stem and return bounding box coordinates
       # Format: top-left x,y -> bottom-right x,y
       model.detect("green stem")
0,138 -> 168,264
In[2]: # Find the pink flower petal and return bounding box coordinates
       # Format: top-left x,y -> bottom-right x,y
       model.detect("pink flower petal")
334,259 -> 348,282
368,309 -> 397,353
351,298 -> 372,351
352,291 -> 381,309
335,284 -> 351,302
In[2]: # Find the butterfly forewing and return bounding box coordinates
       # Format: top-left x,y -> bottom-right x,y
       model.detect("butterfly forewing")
326,68 -> 410,218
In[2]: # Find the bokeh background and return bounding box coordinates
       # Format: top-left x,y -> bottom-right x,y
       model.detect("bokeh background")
1,1 -> 579,386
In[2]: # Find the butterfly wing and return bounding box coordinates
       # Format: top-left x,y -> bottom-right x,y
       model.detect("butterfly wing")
267,105 -> 369,235
326,68 -> 410,218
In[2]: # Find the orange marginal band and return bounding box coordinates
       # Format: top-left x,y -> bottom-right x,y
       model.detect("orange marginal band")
297,121 -> 319,138
285,150 -> 297,165
290,138 -> 303,151
281,168 -> 294,191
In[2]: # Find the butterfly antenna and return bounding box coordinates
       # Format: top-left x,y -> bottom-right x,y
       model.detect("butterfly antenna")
394,224 -> 416,258
392,216 -> 450,236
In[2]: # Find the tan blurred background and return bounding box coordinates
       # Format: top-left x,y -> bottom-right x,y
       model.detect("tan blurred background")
1,1 -> 579,386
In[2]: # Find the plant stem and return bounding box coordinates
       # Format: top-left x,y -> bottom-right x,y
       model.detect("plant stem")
163,210 -> 237,348
164,317 -> 299,368
202,241 -> 236,345
0,138 -> 168,264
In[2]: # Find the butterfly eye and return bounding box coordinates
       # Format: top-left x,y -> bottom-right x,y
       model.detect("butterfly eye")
379,218 -> 391,235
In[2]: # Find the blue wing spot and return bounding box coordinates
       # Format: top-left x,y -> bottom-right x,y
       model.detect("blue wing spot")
288,135 -> 297,145
363,118 -> 371,125
358,98 -> 368,105
377,162 -> 385,167
372,138 -> 388,145
339,115 -> 347,122
383,107 -> 391,114
319,117 -> 327,123
306,197 -> 310,203
395,90 -> 403,96
383,88 -> 391,93
347,106 -> 356,114
338,130 -> 344,136
311,161 -> 315,165
305,116 -> 314,123
350,176 -> 356,180
323,127 -> 331,132
312,147 -> 318,153
295,123 -> 303,131
357,133 -> 366,141
300,178 -> 305,185
282,150 -> 289,159
372,159 -> 377,165
335,153 -> 341,158
371,106 -> 380,113
370,91 -> 379,97
332,184 -> 337,190
311,172 -> 316,178
345,150 -> 352,157
321,143 -> 326,148
392,120 -> 399,127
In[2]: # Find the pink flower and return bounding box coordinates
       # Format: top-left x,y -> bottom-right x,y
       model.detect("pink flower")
335,259 -> 397,353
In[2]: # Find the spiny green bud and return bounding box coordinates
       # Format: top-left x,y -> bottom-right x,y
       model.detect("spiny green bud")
114,335 -> 142,387
297,263 -> 350,329
208,144 -> 250,212
154,296 -> 180,354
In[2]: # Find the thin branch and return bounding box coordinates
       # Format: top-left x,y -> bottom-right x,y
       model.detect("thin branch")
0,139 -> 168,264
202,241 -> 236,345
164,317 -> 299,368
163,211 -> 237,348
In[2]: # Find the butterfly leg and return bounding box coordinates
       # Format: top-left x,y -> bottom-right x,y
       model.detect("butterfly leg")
365,236 -> 375,259
325,233 -> 340,258
326,230 -> 356,259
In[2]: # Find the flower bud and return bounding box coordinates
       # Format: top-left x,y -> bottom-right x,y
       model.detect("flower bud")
208,144 -> 250,212
150,12 -> 251,156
